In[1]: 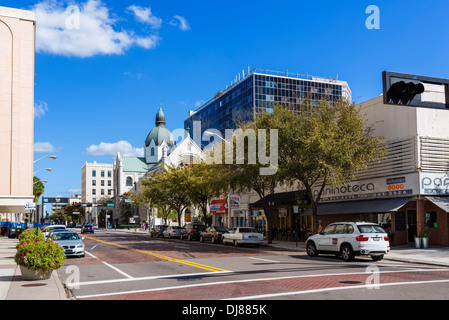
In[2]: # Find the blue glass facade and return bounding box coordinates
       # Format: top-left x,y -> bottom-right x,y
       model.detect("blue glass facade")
184,69 -> 351,149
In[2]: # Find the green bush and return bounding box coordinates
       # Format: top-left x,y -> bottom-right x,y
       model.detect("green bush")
18,228 -> 44,243
15,239 -> 66,271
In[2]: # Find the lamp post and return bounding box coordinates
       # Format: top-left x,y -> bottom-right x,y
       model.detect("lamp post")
33,168 -> 52,175
203,131 -> 233,228
34,155 -> 57,164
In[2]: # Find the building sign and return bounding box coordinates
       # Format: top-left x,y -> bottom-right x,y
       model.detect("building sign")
25,203 -> 36,210
211,199 -> 227,213
229,195 -> 240,209
420,172 -> 449,195
314,173 -> 419,203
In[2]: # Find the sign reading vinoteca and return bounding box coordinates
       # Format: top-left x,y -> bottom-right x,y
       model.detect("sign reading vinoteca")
313,173 -> 419,203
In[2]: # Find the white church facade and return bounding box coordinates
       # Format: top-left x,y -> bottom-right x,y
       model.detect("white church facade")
113,107 -> 204,226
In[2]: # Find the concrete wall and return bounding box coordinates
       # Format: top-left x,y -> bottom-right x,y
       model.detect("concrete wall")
0,7 -> 35,213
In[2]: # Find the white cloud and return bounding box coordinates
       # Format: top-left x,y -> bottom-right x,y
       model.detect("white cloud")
169,15 -> 190,31
32,0 -> 160,57
34,142 -> 59,153
85,141 -> 144,157
34,101 -> 48,119
68,189 -> 81,194
127,5 -> 162,29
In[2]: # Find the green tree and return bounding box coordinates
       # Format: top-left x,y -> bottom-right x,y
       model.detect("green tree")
33,176 -> 45,203
274,99 -> 387,234
183,161 -> 227,226
215,118 -> 283,244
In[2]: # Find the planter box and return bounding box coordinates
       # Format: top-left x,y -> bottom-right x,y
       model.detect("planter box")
414,237 -> 422,249
422,237 -> 429,249
19,265 -> 52,281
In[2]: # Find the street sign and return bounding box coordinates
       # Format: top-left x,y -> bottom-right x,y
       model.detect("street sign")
229,195 -> 240,209
43,197 -> 70,204
107,203 -> 114,207
25,203 -> 36,210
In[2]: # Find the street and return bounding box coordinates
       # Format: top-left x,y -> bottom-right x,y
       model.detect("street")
57,229 -> 449,302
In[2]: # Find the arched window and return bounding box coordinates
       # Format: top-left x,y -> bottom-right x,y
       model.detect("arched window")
126,177 -> 133,187
151,147 -> 155,156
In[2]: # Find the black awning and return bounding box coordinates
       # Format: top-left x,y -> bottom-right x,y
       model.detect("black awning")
302,197 -> 414,216
250,191 -> 309,209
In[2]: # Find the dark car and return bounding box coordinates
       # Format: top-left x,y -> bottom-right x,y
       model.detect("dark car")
180,223 -> 206,241
200,226 -> 229,244
149,225 -> 168,238
81,224 -> 94,234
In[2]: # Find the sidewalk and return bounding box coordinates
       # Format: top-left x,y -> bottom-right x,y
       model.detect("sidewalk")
0,237 -> 69,300
263,239 -> 449,267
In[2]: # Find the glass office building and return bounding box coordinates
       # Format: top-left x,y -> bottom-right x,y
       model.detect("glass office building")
184,68 -> 352,149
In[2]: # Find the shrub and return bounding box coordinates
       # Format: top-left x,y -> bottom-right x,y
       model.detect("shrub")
18,228 -> 44,243
15,239 -> 66,272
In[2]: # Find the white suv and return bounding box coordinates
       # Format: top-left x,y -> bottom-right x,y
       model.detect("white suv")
305,222 -> 390,262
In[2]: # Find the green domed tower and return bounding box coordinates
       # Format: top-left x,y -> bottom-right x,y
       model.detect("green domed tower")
144,107 -> 175,163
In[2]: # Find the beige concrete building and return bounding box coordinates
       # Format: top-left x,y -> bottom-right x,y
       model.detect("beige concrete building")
0,7 -> 36,215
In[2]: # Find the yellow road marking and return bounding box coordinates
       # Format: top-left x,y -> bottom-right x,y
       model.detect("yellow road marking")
82,235 -> 228,272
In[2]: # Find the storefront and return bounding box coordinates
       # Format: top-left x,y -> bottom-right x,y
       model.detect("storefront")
302,172 -> 449,246
250,191 -> 309,239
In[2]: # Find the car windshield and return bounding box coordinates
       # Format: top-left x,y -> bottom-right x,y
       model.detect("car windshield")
171,226 -> 183,229
358,225 -> 386,234
239,228 -> 255,233
51,227 -> 65,230
216,227 -> 228,232
53,233 -> 80,241
192,225 -> 205,229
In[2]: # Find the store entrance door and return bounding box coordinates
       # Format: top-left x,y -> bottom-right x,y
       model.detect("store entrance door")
407,210 -> 417,242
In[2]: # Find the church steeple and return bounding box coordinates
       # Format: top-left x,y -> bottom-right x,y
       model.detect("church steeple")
156,105 -> 166,127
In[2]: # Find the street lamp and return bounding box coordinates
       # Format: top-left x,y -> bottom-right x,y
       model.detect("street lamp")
33,168 -> 52,175
33,180 -> 47,185
34,155 -> 57,163
203,130 -> 234,228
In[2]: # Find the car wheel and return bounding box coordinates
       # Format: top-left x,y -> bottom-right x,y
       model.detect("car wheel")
371,255 -> 384,261
341,244 -> 355,262
306,241 -> 318,257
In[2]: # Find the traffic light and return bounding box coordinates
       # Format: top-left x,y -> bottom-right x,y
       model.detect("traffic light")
74,203 -> 81,208
85,203 -> 92,207
387,81 -> 425,105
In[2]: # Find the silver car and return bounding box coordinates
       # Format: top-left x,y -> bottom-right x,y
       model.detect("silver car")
50,230 -> 85,257
163,226 -> 184,239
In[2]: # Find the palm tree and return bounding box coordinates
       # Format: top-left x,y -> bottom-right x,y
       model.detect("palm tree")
33,176 -> 45,203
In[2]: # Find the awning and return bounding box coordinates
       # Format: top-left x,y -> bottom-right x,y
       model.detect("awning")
302,197 -> 414,216
250,191 -> 309,209
425,196 -> 449,213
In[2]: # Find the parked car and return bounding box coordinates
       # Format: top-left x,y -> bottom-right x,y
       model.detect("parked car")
92,224 -> 99,230
47,228 -> 69,241
81,224 -> 94,234
180,223 -> 206,241
163,226 -> 185,239
50,230 -> 85,257
305,222 -> 390,262
222,227 -> 264,247
200,226 -> 229,244
66,222 -> 75,228
149,225 -> 168,238
43,225 -> 66,239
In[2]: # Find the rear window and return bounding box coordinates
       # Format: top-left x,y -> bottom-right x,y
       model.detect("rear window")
239,228 -> 255,233
357,225 -> 386,234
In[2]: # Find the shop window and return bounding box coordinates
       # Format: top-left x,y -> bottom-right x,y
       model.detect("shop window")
426,211 -> 437,228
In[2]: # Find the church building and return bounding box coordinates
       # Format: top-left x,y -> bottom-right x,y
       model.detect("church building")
113,107 -> 204,225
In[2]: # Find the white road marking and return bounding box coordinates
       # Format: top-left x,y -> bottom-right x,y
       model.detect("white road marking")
85,248 -> 134,279
248,257 -> 280,263
73,267 -> 448,299
227,279 -> 449,300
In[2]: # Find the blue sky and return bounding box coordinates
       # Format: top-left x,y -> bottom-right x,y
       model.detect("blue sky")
4,0 -> 449,200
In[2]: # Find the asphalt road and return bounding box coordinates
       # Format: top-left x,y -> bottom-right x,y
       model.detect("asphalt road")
57,229 -> 449,303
